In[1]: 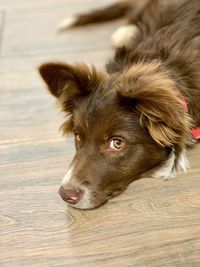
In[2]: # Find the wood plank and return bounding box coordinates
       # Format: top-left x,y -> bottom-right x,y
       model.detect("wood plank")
0,0 -> 114,11
0,140 -> 200,266
0,10 -> 5,55
0,48 -> 113,143
1,1 -> 200,266
1,0 -> 123,57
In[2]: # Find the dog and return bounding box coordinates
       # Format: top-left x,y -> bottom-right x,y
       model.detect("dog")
39,0 -> 200,209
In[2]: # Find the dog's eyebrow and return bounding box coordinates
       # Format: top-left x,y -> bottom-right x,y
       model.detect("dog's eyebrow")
72,125 -> 84,133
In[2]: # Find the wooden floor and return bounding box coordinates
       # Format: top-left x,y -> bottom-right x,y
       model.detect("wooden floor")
1,1 -> 200,266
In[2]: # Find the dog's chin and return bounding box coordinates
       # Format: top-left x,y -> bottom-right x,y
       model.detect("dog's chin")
108,187 -> 127,199
66,188 -> 126,210
66,198 -> 108,210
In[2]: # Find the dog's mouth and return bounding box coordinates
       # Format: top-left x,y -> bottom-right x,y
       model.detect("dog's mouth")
58,185 -> 126,209
107,189 -> 125,199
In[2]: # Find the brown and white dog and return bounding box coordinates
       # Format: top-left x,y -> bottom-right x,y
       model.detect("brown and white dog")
39,0 -> 200,209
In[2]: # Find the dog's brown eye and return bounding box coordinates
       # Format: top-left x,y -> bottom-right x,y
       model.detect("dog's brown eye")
109,138 -> 125,151
75,134 -> 81,142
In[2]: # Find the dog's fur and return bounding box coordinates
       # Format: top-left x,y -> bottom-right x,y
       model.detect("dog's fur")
39,0 -> 200,209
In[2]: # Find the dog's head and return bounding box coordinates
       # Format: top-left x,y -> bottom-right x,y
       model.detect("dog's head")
39,61 -> 191,209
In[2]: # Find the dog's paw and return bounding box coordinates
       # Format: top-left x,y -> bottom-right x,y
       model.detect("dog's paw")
111,24 -> 139,47
57,15 -> 78,31
175,149 -> 190,173
151,149 -> 189,180
153,150 -> 176,180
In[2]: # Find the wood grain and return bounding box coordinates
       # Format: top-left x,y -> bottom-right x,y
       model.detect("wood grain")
1,0 -> 121,57
0,10 -> 5,55
0,48 -> 113,143
1,140 -> 200,267
0,0 -> 114,11
1,0 -> 200,266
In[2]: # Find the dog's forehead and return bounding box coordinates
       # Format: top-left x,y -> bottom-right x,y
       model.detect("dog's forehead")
74,89 -> 117,125
73,89 -> 142,137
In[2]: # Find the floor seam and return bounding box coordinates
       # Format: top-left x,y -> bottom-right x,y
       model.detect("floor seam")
0,10 -> 6,57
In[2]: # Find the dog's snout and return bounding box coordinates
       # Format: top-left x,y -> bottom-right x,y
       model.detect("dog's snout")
59,186 -> 83,205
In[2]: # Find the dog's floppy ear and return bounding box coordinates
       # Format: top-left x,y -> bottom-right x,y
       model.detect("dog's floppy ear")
39,62 -> 108,134
115,61 -> 191,147
39,62 -> 107,112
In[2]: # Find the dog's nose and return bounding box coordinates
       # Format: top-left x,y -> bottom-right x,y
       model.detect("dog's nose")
58,186 -> 83,205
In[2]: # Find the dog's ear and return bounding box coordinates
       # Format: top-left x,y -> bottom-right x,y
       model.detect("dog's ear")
39,62 -> 108,134
115,62 -> 191,147
39,62 -> 107,112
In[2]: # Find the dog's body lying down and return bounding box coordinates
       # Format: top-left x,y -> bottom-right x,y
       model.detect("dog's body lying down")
39,0 -> 200,209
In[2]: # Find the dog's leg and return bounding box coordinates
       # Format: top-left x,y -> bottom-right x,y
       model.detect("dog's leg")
145,149 -> 190,180
141,149 -> 176,180
110,1 -> 148,47
111,0 -> 185,48
57,0 -> 150,48
58,2 -> 132,31
111,24 -> 139,47
175,149 -> 190,173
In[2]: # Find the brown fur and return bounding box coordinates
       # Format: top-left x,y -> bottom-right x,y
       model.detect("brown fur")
58,1 -> 138,28
114,61 -> 191,147
39,0 -> 200,209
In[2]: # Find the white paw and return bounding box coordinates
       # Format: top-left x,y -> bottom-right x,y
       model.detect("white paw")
57,15 -> 77,31
111,25 -> 139,47
175,149 -> 190,173
152,150 -> 176,180
152,149 -> 189,180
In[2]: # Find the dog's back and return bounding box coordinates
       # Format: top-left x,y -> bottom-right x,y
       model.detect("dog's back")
107,0 -> 200,126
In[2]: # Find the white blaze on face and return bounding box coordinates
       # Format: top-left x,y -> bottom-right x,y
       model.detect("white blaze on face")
61,165 -> 93,209
62,166 -> 74,187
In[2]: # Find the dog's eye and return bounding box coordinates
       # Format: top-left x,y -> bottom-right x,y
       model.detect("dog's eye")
75,134 -> 81,142
109,138 -> 125,151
